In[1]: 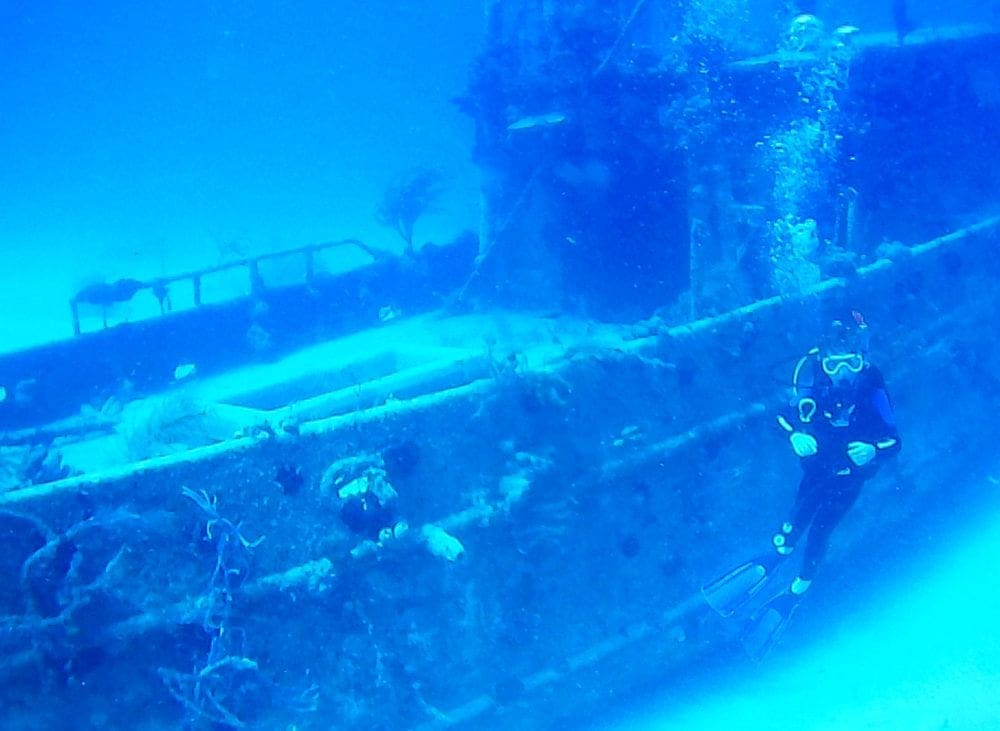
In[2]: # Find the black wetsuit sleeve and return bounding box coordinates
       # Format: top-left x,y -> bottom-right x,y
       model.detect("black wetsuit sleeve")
864,366 -> 901,460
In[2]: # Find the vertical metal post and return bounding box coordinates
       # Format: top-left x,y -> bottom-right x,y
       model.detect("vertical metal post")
305,247 -> 315,284
71,300 -> 81,336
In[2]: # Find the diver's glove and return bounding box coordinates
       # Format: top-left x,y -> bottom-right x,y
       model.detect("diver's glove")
847,441 -> 876,467
777,415 -> 818,457
790,432 -> 818,457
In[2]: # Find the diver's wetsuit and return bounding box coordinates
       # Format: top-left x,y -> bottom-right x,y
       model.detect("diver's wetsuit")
778,357 -> 901,581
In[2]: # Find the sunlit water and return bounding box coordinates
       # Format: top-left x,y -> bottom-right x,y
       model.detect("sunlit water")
607,486 -> 1000,731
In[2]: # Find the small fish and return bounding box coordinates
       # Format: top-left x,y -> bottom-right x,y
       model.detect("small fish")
173,363 -> 198,381
507,112 -> 567,131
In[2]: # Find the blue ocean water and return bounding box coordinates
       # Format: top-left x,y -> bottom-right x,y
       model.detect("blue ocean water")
0,0 -> 481,350
2,2 -> 1000,729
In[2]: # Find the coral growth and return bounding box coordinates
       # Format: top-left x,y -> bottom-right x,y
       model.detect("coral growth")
376,168 -> 445,255
160,487 -> 316,728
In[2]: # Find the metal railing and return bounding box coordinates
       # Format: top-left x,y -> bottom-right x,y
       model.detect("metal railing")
69,238 -> 388,335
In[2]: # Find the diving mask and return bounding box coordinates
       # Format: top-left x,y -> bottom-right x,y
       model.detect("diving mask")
821,352 -> 865,377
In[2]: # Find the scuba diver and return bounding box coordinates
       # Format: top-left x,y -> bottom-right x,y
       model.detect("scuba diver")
702,310 -> 901,658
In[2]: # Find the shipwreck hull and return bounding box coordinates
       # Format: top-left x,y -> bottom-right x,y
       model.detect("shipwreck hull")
0,218 -> 997,729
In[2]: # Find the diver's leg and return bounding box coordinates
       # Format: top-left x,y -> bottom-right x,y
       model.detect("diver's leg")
771,473 -> 822,556
796,475 -> 864,586
703,477 -> 809,616
741,475 -> 864,658
740,476 -> 858,657
705,475 -> 813,616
